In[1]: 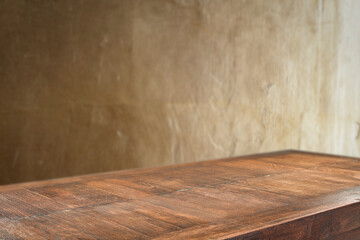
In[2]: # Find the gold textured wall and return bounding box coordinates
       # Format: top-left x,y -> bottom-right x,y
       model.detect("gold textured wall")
0,0 -> 359,185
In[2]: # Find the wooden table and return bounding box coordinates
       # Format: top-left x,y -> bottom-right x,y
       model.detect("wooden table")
0,150 -> 359,239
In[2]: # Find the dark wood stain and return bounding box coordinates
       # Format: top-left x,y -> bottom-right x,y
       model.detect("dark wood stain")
0,150 -> 359,239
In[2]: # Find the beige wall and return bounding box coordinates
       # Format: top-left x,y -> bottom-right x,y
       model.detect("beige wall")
0,0 -> 359,185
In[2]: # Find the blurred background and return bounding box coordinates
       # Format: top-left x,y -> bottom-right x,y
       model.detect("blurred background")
0,0 -> 359,185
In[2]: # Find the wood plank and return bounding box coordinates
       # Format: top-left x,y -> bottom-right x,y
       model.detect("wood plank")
333,227 -> 360,240
0,150 -> 359,239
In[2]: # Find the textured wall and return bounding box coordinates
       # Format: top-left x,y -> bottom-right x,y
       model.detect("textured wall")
0,0 -> 359,185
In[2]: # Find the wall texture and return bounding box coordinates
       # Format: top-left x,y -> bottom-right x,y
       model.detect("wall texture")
0,0 -> 359,185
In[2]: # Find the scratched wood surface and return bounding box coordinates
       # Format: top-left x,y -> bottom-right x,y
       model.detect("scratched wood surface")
0,150 -> 359,239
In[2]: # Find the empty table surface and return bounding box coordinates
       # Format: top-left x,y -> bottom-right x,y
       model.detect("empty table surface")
0,150 -> 359,239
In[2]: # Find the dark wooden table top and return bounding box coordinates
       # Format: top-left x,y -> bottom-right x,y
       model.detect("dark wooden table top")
0,150 -> 360,240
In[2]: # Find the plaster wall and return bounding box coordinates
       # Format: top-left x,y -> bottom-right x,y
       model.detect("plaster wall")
0,0 -> 359,184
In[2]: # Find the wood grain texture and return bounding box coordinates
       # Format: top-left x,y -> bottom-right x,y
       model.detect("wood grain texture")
0,150 -> 359,239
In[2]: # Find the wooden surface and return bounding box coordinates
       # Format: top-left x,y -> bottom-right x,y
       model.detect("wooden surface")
0,150 -> 359,239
